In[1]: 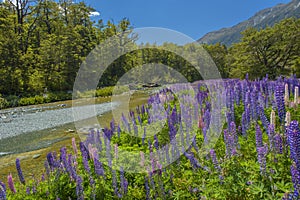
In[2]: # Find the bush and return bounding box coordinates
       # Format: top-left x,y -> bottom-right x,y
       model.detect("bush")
0,96 -> 8,109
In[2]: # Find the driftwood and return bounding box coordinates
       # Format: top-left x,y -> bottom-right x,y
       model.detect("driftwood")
142,83 -> 161,88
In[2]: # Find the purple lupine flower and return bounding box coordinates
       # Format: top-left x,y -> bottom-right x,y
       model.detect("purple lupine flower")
291,163 -> 300,193
168,121 -> 176,141
95,130 -> 102,152
144,176 -> 150,200
137,115 -> 142,125
117,124 -> 121,138
15,158 -> 25,185
41,173 -> 45,182
210,149 -> 221,172
267,124 -> 275,152
88,144 -> 94,161
258,106 -> 270,131
93,151 -> 105,177
184,152 -> 202,169
72,138 -> 78,156
229,121 -> 238,148
202,126 -> 208,144
170,106 -> 178,125
224,128 -> 237,157
68,154 -> 77,181
153,135 -> 159,150
192,138 -> 199,152
141,105 -> 145,115
287,121 -> 300,170
250,89 -> 258,120
76,176 -> 84,200
112,170 -> 118,196
133,119 -> 138,137
110,119 -> 115,133
147,167 -> 156,191
89,176 -> 95,187
150,152 -> 156,173
142,127 -> 146,145
282,192 -> 293,200
223,129 -> 230,156
257,144 -> 268,175
255,124 -> 263,148
79,142 -> 90,173
148,139 -> 153,153
44,161 -> 50,177
26,187 -> 30,195
7,174 -> 16,193
156,161 -> 163,176
275,83 -> 286,124
237,125 -> 242,134
60,147 -> 68,172
32,185 -> 37,194
103,128 -> 114,141
0,181 -> 6,200
46,152 -> 55,170
241,112 -> 247,136
274,134 -> 283,154
120,167 -> 128,195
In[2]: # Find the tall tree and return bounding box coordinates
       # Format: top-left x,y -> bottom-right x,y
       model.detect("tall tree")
228,18 -> 300,79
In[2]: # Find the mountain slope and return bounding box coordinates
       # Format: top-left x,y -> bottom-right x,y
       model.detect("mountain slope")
198,0 -> 300,46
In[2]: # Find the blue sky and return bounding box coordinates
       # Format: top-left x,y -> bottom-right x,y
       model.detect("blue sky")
86,0 -> 291,40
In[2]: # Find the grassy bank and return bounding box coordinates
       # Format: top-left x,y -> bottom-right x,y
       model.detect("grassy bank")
0,86 -> 129,109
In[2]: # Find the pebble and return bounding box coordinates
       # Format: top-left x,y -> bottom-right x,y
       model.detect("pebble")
32,154 -> 41,159
66,129 -> 75,133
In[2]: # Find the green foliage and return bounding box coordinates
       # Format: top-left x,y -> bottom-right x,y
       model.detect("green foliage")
227,18 -> 300,79
3,95 -> 300,200
0,0 -> 132,97
0,94 -> 8,109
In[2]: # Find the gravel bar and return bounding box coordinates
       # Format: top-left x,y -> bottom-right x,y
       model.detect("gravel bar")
0,101 -> 119,140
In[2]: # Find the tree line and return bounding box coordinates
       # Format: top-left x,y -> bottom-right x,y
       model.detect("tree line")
204,17 -> 300,80
0,0 -> 299,99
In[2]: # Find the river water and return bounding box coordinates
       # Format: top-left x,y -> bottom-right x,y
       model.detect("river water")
0,97 -> 120,156
0,91 -> 151,157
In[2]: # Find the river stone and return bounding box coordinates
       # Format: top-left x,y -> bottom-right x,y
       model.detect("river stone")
32,154 -> 41,159
66,129 -> 75,133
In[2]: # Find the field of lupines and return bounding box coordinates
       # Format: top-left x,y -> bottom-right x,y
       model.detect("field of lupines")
1,75 -> 300,200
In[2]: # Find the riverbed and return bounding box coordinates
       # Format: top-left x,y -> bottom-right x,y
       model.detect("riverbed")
0,91 -> 150,180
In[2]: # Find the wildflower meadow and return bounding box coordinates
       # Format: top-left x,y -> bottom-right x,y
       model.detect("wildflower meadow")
1,75 -> 300,200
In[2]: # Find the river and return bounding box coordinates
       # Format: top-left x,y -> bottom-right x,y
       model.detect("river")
0,91 -> 150,156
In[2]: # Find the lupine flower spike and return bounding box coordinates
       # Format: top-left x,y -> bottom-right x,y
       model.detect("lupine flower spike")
294,86 -> 299,105
270,110 -> 276,127
7,174 -> 16,194
284,83 -> 289,105
15,158 -> 25,185
285,111 -> 291,127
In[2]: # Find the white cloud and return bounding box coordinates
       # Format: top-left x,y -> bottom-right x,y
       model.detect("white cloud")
89,11 -> 100,17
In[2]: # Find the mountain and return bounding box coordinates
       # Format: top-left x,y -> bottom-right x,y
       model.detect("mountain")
198,0 -> 300,46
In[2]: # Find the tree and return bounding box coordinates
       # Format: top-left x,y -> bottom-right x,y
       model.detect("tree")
203,43 -> 228,78
227,18 -> 300,79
